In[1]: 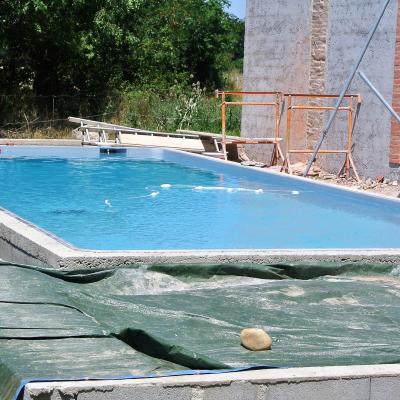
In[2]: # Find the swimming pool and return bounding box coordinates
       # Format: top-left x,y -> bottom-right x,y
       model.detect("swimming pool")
0,145 -> 400,251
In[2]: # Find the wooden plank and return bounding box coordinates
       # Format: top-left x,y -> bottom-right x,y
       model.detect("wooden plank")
176,129 -> 240,140
289,149 -> 348,154
227,138 -> 282,145
79,126 -> 199,139
119,133 -> 205,152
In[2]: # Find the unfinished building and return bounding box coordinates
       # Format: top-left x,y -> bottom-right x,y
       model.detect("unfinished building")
242,0 -> 400,179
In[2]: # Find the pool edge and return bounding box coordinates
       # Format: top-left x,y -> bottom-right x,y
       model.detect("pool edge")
1,145 -> 400,268
1,208 -> 400,269
23,364 -> 400,400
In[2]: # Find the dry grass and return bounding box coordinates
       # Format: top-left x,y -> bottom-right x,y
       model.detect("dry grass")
0,127 -> 74,139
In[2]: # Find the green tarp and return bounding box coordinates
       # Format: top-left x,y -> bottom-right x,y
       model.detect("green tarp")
1,261 -> 400,399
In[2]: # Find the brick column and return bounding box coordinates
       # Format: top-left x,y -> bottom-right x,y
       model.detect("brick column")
305,0 -> 329,150
389,1 -> 400,165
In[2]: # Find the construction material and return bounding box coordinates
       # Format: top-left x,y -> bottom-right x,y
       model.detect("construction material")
215,91 -> 284,164
359,71 -> 400,124
68,117 -> 220,154
118,131 -> 205,151
303,0 -> 392,177
283,93 -> 361,181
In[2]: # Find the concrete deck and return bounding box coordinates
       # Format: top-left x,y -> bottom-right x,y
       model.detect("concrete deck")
23,364 -> 400,400
0,138 -> 81,146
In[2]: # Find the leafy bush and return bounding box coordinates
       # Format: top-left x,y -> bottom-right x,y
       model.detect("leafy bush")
116,83 -> 241,136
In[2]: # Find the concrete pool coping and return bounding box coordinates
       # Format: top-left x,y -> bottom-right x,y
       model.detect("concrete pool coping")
1,143 -> 400,268
0,138 -> 81,146
23,364 -> 400,400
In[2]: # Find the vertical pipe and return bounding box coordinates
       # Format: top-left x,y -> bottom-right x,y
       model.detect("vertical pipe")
274,94 -> 280,162
359,71 -> 400,123
285,95 -> 292,172
221,93 -> 227,160
303,0 -> 392,177
347,107 -> 353,177
51,96 -> 55,128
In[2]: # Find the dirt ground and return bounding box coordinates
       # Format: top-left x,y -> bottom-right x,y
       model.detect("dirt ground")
243,161 -> 400,199
309,173 -> 400,198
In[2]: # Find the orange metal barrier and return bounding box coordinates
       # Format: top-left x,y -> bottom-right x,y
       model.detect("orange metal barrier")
215,91 -> 284,165
283,93 -> 361,181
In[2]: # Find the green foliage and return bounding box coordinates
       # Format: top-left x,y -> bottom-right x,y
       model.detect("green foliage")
0,0 -> 244,131
117,83 -> 241,136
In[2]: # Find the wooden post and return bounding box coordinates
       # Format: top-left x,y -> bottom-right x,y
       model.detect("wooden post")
284,95 -> 292,173
221,93 -> 227,160
346,105 -> 353,178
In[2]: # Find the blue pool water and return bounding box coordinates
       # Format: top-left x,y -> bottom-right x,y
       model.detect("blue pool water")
0,146 -> 400,250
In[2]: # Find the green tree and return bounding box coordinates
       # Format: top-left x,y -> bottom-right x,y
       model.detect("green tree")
0,0 -> 244,123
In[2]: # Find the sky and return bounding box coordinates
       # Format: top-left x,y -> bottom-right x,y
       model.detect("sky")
227,0 -> 246,19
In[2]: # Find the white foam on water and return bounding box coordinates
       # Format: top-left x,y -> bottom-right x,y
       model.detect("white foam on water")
157,184 -> 301,196
104,199 -> 112,208
193,186 -> 264,194
235,187 -> 262,193
150,191 -> 159,197
193,186 -> 225,191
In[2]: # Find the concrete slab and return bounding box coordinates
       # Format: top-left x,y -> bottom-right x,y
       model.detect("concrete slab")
2,201 -> 400,269
370,377 -> 400,400
23,365 -> 400,400
0,139 -> 81,146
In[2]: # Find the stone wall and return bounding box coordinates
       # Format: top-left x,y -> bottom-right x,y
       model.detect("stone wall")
306,0 -> 329,149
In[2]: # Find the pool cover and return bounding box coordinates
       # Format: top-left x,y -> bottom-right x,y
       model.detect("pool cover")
1,261 -> 400,399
